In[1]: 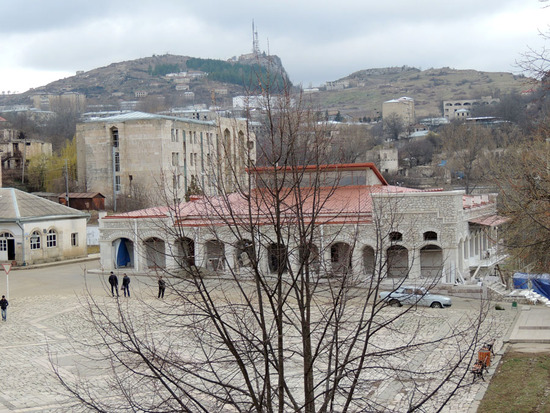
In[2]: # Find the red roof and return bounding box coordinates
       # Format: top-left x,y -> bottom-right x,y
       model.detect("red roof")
247,163 -> 389,185
469,215 -> 509,227
105,184 -> 422,226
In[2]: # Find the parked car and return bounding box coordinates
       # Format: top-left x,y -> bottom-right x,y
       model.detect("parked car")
379,286 -> 452,308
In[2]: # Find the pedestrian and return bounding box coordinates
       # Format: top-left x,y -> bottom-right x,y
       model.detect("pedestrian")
158,276 -> 166,299
0,295 -> 8,321
108,271 -> 119,297
122,273 -> 130,297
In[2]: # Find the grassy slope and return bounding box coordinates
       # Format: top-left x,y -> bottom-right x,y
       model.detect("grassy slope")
308,68 -> 533,119
478,351 -> 550,413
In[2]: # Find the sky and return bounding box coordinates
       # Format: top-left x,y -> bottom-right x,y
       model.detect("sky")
0,0 -> 548,94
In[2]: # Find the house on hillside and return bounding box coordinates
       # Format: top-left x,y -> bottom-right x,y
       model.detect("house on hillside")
0,189 -> 89,265
76,111 -> 255,209
98,163 -> 506,284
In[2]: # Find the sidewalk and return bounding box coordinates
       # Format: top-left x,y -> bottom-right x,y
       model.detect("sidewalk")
9,254 -> 100,271
507,305 -> 550,344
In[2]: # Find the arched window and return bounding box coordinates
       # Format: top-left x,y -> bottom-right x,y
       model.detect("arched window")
389,231 -> 403,242
46,229 -> 57,248
30,230 -> 41,250
423,231 -> 437,241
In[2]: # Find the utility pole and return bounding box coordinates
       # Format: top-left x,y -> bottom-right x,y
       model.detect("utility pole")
112,146 -> 117,212
64,158 -> 70,207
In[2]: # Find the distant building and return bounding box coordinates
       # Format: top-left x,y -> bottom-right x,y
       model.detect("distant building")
443,96 -> 500,120
365,147 -> 399,174
30,92 -> 86,111
382,97 -> 415,127
76,111 -> 256,209
0,125 -> 52,170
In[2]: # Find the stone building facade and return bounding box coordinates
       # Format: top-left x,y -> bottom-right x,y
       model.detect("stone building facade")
382,97 -> 415,127
443,96 -> 500,120
98,163 -> 505,285
76,111 -> 255,209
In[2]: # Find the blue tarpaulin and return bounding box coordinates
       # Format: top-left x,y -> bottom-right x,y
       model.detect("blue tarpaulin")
116,239 -> 131,268
513,272 -> 550,300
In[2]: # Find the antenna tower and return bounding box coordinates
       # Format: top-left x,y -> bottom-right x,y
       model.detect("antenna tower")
252,20 -> 260,56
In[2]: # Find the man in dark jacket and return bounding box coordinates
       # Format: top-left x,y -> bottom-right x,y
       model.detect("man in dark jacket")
158,276 -> 166,299
108,272 -> 119,297
0,295 -> 8,321
122,274 -> 130,297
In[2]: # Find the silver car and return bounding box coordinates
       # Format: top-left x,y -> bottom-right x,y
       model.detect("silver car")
379,286 -> 452,308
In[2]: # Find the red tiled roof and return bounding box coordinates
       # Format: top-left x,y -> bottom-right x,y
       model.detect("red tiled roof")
105,184 -> 423,226
469,215 -> 509,227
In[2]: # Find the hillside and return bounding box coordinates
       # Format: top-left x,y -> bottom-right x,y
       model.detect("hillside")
306,66 -> 533,119
0,57 -> 534,120
0,54 -> 289,110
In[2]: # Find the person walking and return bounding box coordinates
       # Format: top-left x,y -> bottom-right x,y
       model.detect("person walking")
0,295 -> 8,321
122,273 -> 130,297
108,271 -> 119,297
158,276 -> 166,299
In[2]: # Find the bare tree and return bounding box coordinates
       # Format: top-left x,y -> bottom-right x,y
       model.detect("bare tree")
440,122 -> 496,194
383,113 -> 405,141
53,81 -> 495,412
490,123 -> 550,272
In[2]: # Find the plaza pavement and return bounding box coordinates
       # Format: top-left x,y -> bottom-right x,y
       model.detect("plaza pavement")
0,259 -> 548,412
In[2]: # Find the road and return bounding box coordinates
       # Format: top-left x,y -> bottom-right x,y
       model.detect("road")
0,260 -> 517,412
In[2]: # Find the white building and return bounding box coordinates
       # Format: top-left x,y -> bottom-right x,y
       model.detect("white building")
0,188 -> 89,265
98,163 -> 506,285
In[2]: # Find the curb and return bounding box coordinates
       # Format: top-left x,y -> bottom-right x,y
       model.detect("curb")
10,254 -> 100,271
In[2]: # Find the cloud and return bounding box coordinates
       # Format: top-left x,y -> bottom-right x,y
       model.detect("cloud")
0,0 -> 547,92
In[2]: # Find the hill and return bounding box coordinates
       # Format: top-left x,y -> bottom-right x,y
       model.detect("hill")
0,58 -> 534,120
0,54 -> 289,110
306,66 -> 533,120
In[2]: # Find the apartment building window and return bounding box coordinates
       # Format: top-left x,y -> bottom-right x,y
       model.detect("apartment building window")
115,176 -> 121,192
30,231 -> 41,250
114,152 -> 120,172
172,152 -> 179,166
194,153 -> 198,167
190,153 -> 194,166
171,128 -> 179,142
46,229 -> 57,248
111,127 -> 119,148
71,233 -> 78,247
172,174 -> 181,190
193,131 -> 197,144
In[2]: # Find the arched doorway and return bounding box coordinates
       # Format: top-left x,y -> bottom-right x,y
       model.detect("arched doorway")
268,243 -> 288,273
420,245 -> 443,278
362,246 -> 375,277
330,242 -> 351,275
205,240 -> 225,271
387,245 -> 409,278
144,237 -> 166,268
112,238 -> 134,268
236,239 -> 254,268
175,237 -> 195,268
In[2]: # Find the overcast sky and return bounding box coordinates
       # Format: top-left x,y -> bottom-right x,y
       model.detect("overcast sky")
0,0 -> 548,94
